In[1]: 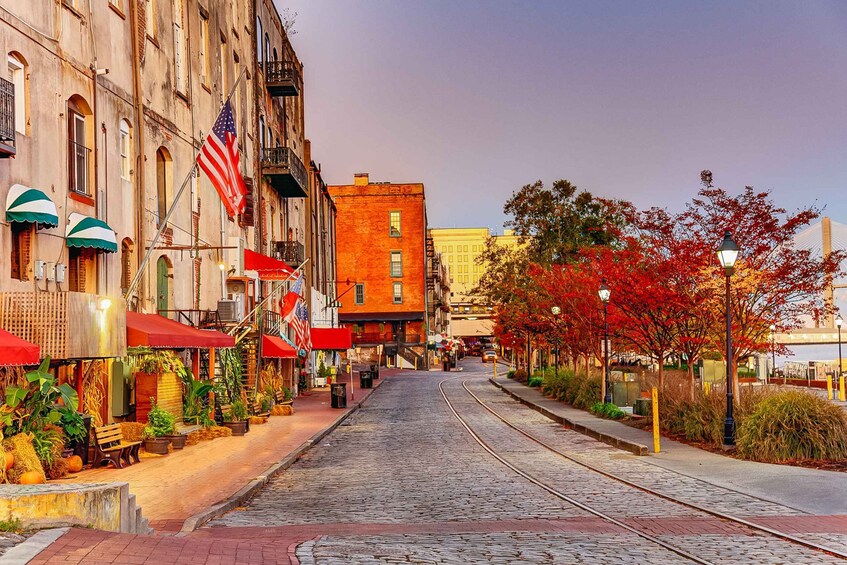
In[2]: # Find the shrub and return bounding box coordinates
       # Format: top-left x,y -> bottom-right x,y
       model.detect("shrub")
527,376 -> 543,388
572,374 -> 602,409
506,370 -> 515,380
144,399 -> 176,438
736,390 -> 847,462
513,369 -> 528,383
542,370 -> 574,401
590,402 -> 626,419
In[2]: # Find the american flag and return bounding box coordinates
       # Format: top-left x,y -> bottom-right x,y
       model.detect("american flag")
279,274 -> 304,323
197,100 -> 248,217
290,298 -> 312,355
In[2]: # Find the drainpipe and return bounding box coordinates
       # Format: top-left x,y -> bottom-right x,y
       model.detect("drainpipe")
129,0 -> 146,311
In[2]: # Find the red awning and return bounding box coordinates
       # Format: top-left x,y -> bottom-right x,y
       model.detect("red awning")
244,249 -> 295,280
0,328 -> 40,367
126,312 -> 235,349
310,327 -> 353,350
262,335 -> 297,358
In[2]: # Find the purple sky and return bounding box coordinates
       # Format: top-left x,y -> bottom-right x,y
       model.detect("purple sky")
280,1 -> 847,231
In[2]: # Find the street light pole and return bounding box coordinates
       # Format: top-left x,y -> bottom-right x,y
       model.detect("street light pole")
598,280 -> 612,404
551,306 -> 561,378
717,231 -> 740,446
769,324 -> 776,384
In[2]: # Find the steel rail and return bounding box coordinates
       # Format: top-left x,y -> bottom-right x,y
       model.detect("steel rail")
438,378 -> 714,565
458,378 -> 847,561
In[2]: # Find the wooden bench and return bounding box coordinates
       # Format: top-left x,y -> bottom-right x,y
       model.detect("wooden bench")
275,390 -> 293,405
245,388 -> 270,418
92,424 -> 142,469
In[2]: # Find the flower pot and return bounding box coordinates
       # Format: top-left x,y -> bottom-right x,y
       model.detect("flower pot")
223,420 -> 248,436
164,434 -> 187,450
143,437 -> 171,455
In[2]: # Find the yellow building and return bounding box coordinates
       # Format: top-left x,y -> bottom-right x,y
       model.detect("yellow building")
429,227 -> 518,338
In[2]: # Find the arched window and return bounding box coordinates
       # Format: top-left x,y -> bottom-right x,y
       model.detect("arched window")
67,95 -> 92,196
156,255 -> 173,315
272,48 -> 278,63
156,147 -> 172,227
256,17 -> 263,65
259,117 -> 265,152
264,33 -> 270,69
7,52 -> 27,134
119,119 -> 132,180
120,238 -> 134,292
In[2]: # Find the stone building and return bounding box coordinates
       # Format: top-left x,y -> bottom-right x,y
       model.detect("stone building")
0,0 -> 327,421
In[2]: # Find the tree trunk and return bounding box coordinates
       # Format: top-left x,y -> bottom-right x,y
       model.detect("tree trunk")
687,357 -> 696,400
657,351 -> 664,388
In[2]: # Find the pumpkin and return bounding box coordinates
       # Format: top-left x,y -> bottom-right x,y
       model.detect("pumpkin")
3,452 -> 13,471
66,455 -> 83,473
18,470 -> 45,484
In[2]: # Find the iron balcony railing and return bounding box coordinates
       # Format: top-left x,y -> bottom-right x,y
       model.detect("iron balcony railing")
0,77 -> 15,157
261,60 -> 302,96
262,310 -> 283,337
69,140 -> 92,196
261,147 -> 308,195
273,240 -> 305,267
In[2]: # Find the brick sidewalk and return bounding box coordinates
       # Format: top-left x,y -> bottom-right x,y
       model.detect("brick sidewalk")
65,370 -> 397,533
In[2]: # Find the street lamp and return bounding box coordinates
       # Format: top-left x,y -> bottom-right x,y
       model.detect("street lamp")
598,279 -> 611,404
769,324 -> 776,385
551,306 -> 561,377
837,315 -> 843,396
717,230 -> 740,445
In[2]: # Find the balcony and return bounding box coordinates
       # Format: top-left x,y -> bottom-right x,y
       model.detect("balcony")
262,61 -> 301,97
0,292 -> 126,359
0,78 -> 15,158
273,240 -> 305,268
261,147 -> 307,198
262,310 -> 284,337
69,141 -> 92,196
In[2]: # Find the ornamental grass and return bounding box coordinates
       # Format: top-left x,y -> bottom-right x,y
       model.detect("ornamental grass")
736,390 -> 847,463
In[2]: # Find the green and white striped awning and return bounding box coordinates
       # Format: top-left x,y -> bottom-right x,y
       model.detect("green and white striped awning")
5,184 -> 59,228
65,212 -> 118,253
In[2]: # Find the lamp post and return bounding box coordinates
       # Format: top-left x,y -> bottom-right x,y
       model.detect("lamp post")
769,324 -> 776,385
837,315 -> 843,396
717,230 -> 740,445
551,306 -> 561,377
598,280 -> 612,404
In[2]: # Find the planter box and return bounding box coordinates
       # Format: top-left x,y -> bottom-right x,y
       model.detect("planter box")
223,420 -> 248,436
164,434 -> 187,449
142,437 -> 171,455
136,372 -> 183,423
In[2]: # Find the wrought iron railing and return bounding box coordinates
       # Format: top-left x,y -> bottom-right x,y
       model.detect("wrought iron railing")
158,309 -> 226,331
0,78 -> 15,148
261,147 -> 307,192
262,310 -> 283,337
69,140 -> 92,196
261,60 -> 302,90
273,240 -> 305,266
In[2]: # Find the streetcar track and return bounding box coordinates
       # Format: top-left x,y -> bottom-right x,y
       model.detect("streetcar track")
439,376 -> 847,563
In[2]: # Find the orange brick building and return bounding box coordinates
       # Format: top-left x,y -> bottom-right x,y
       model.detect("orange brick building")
328,173 -> 429,346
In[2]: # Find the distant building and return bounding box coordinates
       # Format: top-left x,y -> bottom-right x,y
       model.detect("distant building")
429,227 -> 519,339
328,173 -> 431,367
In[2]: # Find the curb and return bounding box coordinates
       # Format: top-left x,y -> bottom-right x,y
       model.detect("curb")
489,378 -> 650,456
179,379 -> 390,534
0,527 -> 69,565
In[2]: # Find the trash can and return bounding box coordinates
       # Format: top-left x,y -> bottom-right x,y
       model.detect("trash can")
371,364 -> 380,380
74,413 -> 93,465
360,370 -> 373,389
331,383 -> 347,409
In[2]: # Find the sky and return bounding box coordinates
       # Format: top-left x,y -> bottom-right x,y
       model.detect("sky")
279,0 -> 847,232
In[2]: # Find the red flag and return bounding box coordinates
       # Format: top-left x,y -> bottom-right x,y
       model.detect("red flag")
197,100 -> 248,217
278,275 -> 304,322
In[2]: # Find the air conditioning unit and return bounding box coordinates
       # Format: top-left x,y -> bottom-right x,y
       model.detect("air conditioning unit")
217,299 -> 239,321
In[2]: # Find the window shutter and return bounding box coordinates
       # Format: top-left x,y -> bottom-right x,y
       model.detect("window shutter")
240,177 -> 254,227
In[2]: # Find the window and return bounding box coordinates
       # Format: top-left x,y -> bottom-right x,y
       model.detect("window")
199,11 -> 210,87
355,283 -> 364,305
8,53 -> 26,134
392,282 -> 403,304
220,34 -> 228,95
68,249 -> 93,292
109,0 -> 123,12
120,238 -> 134,292
119,120 -> 131,179
231,50 -> 240,113
259,117 -> 265,151
173,0 -> 187,95
67,100 -> 90,196
146,0 -> 157,39
463,245 -> 468,252
10,222 -> 32,281
156,147 -> 171,227
389,211 -> 401,237
264,33 -> 270,69
448,245 -> 452,253
390,251 -> 402,277
256,17 -> 262,65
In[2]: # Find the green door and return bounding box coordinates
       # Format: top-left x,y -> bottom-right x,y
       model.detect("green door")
157,257 -> 169,316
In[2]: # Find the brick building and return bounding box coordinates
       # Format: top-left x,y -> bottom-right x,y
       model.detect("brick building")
328,173 -> 431,366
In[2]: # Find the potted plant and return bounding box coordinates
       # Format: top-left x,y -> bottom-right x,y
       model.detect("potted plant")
222,399 -> 248,436
280,387 -> 294,405
142,399 -> 175,455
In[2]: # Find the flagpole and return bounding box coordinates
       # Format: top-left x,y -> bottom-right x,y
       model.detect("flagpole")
229,259 -> 310,339
124,67 -> 248,303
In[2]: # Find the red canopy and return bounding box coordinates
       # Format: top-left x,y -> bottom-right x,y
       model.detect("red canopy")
126,312 -> 235,349
262,335 -> 297,358
310,327 -> 352,351
0,328 -> 40,367
244,249 -> 295,280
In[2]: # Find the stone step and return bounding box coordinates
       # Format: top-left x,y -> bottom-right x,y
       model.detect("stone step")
126,494 -> 137,534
